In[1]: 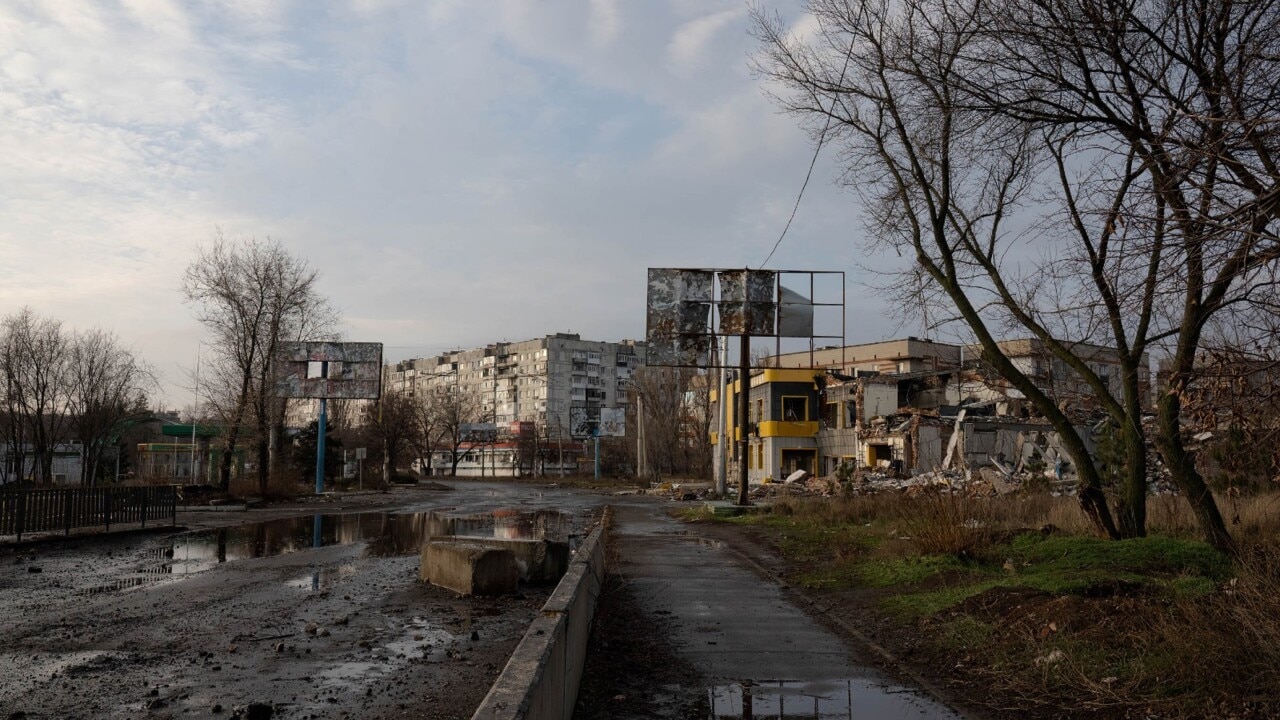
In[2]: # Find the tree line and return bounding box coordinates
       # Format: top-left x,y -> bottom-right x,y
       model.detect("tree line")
0,307 -> 153,485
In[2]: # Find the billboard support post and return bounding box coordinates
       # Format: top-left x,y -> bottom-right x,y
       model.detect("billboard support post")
316,397 -> 327,495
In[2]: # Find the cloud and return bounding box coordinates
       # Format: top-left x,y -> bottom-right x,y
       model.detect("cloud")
667,7 -> 743,75
0,0 -> 900,408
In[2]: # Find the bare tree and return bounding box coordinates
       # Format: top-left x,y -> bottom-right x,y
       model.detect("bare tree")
66,330 -> 154,485
0,308 -> 72,484
633,367 -> 709,477
183,234 -> 336,494
363,394 -> 419,484
431,387 -> 488,476
755,0 -> 1280,551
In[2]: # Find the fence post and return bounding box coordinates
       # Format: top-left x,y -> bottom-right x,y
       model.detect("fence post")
170,486 -> 177,528
141,488 -> 148,529
104,486 -> 112,532
63,490 -> 72,536
16,490 -> 26,542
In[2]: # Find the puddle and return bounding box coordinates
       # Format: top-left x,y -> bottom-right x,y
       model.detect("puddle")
707,679 -> 959,719
313,616 -> 455,692
285,563 -> 358,591
80,508 -> 569,595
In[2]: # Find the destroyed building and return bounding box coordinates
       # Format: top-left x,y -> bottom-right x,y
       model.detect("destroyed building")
712,338 -> 1112,484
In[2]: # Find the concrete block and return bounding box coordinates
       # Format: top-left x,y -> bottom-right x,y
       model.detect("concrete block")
431,536 -> 569,584
420,541 -> 520,596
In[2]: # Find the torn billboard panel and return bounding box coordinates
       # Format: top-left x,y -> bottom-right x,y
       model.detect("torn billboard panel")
598,407 -> 626,437
646,268 -> 714,366
277,341 -> 383,399
718,270 -> 777,336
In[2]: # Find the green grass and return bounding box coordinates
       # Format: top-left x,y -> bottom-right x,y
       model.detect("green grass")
882,580 -> 1004,618
999,534 -> 1231,580
855,555 -> 974,587
936,616 -> 995,651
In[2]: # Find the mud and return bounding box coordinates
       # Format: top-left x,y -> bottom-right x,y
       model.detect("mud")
0,481 -> 603,719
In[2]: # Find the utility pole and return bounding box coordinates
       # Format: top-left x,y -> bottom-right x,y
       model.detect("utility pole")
636,393 -> 646,481
737,334 -> 750,506
716,336 -> 728,496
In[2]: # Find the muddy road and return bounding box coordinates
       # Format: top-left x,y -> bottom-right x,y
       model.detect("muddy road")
0,482 -> 606,720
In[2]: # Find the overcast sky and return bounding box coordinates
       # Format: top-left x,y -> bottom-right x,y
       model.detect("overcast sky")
0,0 -> 912,408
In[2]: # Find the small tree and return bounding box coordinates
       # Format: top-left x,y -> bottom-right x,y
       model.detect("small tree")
363,394 -> 419,483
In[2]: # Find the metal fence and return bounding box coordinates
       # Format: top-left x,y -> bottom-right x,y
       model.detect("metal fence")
0,486 -> 178,541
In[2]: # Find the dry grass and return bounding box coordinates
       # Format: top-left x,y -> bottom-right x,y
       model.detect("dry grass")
228,471 -> 314,499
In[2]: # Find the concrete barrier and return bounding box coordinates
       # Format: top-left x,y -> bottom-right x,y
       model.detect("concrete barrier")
429,536 -> 570,584
421,541 -> 521,596
471,518 -> 607,720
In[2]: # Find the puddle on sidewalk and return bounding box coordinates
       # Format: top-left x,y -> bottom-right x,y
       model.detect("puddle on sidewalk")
707,679 -> 959,719
81,508 -> 569,595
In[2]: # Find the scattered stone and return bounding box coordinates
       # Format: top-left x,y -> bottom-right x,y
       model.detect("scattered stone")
212,704 -> 223,713
470,630 -> 479,641
273,642 -> 285,653
304,623 -> 318,635
316,628 -> 330,638
1034,649 -> 1067,666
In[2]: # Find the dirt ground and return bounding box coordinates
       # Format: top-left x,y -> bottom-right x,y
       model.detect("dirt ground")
0,482 -> 604,720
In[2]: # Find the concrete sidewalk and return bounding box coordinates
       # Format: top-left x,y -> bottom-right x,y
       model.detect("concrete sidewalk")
609,498 -> 965,720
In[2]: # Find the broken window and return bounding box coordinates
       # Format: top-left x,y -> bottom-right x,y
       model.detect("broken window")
781,396 -> 807,422
821,401 -> 839,429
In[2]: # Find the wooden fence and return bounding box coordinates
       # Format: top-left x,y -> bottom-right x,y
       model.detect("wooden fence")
0,486 -> 178,541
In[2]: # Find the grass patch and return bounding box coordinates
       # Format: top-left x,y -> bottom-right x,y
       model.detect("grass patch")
936,616 -> 994,651
1000,533 -> 1231,580
882,580 -> 1003,618
855,555 -> 974,587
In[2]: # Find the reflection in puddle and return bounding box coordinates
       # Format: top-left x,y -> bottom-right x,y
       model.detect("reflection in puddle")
708,679 -> 953,719
81,508 -> 568,595
285,563 -> 358,591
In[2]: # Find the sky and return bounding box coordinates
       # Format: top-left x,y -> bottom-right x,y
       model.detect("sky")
0,0 -> 909,408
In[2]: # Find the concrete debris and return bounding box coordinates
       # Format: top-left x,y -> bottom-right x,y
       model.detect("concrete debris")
784,470 -> 811,484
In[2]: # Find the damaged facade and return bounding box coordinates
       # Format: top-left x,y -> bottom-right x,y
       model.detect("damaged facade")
714,338 -> 1119,484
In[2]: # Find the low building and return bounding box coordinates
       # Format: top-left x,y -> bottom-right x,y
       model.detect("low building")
713,337 -> 1116,483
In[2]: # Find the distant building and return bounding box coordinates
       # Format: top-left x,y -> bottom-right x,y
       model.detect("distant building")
0,443 -> 84,485
386,333 -> 645,439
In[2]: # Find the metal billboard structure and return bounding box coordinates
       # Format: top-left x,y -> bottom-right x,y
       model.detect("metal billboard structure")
277,341 -> 383,400
277,341 -> 384,494
645,268 -> 845,505
645,268 -> 845,369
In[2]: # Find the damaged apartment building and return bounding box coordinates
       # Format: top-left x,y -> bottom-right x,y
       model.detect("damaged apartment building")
713,337 -> 1148,483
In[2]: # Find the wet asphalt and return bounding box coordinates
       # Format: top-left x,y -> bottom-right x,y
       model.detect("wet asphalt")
607,497 -> 964,719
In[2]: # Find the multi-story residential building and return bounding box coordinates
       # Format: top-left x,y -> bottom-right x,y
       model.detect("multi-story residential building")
386,333 -> 645,439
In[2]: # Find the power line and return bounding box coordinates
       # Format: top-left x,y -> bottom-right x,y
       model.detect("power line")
759,38 -> 856,269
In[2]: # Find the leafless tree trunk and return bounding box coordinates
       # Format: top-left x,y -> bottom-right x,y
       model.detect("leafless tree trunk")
183,234 -> 335,494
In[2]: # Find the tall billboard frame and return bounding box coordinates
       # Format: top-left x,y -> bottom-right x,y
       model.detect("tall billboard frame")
645,268 -> 845,506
